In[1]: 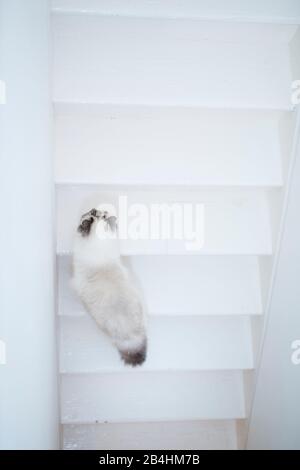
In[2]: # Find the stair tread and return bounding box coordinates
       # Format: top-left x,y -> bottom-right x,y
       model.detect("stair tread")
52,0 -> 300,24
61,370 -> 246,423
53,15 -> 294,109
55,105 -> 284,186
56,187 -> 273,255
63,420 -> 239,450
59,314 -> 254,372
59,255 -> 262,317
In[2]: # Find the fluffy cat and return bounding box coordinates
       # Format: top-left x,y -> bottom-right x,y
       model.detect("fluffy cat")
71,208 -> 147,366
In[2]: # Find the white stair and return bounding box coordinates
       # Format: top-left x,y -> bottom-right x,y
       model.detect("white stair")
61,371 -> 245,423
58,255 -> 262,316
52,0 -> 298,450
56,186 -> 273,255
51,0 -> 300,22
63,420 -> 239,450
59,314 -> 254,372
55,105 -> 283,186
53,14 -> 295,109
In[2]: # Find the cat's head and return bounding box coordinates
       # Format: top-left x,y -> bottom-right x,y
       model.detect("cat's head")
77,208 -> 117,238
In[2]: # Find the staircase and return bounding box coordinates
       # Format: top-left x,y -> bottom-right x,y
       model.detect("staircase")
52,1 -> 299,450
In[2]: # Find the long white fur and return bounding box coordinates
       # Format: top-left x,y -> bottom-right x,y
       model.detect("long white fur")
71,213 -> 147,365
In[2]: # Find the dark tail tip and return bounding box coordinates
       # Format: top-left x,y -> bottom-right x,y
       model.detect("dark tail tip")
120,342 -> 147,367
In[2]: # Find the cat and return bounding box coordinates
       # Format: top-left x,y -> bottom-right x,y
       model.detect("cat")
71,208 -> 147,366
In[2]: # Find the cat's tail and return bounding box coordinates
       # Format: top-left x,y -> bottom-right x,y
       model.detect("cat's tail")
119,338 -> 147,367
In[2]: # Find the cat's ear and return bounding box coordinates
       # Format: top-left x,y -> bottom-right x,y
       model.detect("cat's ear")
106,216 -> 118,232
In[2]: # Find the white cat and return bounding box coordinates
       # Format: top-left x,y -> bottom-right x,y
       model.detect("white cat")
71,208 -> 147,366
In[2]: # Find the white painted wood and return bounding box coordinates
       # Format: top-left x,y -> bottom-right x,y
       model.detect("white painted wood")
290,27 -> 300,80
59,314 -> 254,372
0,0 -> 59,450
58,255 -> 81,317
61,370 -> 246,423
55,105 -> 283,187
52,2 -> 296,451
235,419 -> 248,450
247,110 -> 300,450
53,15 -> 294,109
63,420 -> 238,450
52,0 -> 300,24
58,255 -> 262,317
56,186 -> 273,255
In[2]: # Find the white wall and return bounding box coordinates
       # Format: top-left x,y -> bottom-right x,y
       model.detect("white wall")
247,110 -> 300,449
0,0 -> 59,449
